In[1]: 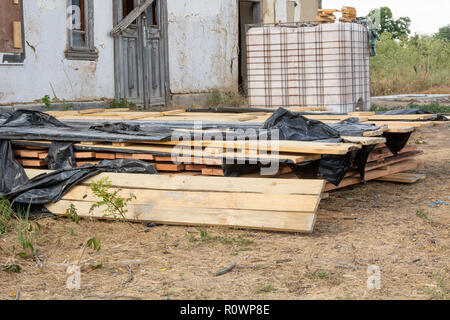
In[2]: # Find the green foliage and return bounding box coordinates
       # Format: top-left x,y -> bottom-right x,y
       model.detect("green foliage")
2,264 -> 22,273
35,95 -> 52,110
65,203 -> 80,224
207,89 -> 245,107
369,7 -> 411,39
14,204 -> 40,259
189,228 -> 254,247
0,197 -> 14,235
87,236 -> 101,251
89,177 -> 136,222
0,198 -> 41,261
111,98 -> 137,110
370,33 -> 450,96
371,103 -> 450,114
415,209 -> 429,221
435,24 -> 450,42
256,284 -> 276,293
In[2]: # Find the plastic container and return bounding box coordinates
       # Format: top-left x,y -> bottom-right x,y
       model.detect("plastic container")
247,23 -> 370,112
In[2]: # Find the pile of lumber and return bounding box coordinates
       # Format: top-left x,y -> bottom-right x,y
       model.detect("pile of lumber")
4,108 -> 445,233
25,169 -> 326,233
340,6 -> 357,23
317,9 -> 339,24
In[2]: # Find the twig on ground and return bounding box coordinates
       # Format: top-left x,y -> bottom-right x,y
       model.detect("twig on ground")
215,263 -> 236,276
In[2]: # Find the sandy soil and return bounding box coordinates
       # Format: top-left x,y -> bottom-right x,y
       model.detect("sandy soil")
0,125 -> 449,300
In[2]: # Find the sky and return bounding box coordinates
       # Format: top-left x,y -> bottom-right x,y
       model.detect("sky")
323,0 -> 450,35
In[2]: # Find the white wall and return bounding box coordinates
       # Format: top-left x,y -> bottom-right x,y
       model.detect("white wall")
167,0 -> 239,94
0,0 -> 115,104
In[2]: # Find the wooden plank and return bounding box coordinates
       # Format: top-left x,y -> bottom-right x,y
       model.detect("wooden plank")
375,173 -> 426,184
17,159 -> 46,167
325,160 -> 425,191
149,140 -> 361,155
45,201 -> 317,233
367,114 -> 436,121
154,156 -> 175,162
25,169 -> 325,195
369,121 -> 434,128
55,185 -> 320,213
185,164 -> 207,171
13,21 -> 22,49
155,163 -> 185,172
95,153 -> 116,160
14,149 -> 47,158
131,153 -> 154,160
110,0 -> 155,36
341,136 -> 386,146
115,153 -> 134,159
74,152 -> 96,159
202,168 -> 225,176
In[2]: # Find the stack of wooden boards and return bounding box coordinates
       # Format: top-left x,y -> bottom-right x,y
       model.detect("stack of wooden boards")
6,108 -> 445,233
340,6 -> 357,23
316,6 -> 357,24
25,169 -> 326,233
317,9 -> 340,24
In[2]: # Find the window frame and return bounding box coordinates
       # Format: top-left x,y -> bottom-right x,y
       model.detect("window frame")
0,0 -> 25,65
65,0 -> 98,61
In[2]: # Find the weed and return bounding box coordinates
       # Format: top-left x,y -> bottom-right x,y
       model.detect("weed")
0,196 -> 14,235
207,89 -> 246,107
256,284 -> 276,294
189,228 -> 254,247
87,236 -> 101,251
424,272 -> 448,299
2,264 -> 22,273
65,203 -> 80,224
14,204 -> 40,259
89,177 -> 136,222
68,228 -> 75,236
111,98 -> 138,110
415,209 -> 429,221
306,268 -> 341,286
91,263 -> 103,270
35,95 -> 52,109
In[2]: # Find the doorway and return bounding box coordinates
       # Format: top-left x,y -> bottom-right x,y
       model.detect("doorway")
238,0 -> 261,95
113,0 -> 169,107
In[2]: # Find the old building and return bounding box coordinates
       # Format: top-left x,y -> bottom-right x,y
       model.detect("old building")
0,0 -> 321,107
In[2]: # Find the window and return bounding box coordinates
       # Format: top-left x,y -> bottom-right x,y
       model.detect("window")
0,0 -> 25,64
66,0 -> 97,60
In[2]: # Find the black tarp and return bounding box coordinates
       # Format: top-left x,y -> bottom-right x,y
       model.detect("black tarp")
378,108 -> 448,121
3,159 -> 157,205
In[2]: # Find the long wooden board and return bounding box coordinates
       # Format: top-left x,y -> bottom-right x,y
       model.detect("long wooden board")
30,170 -> 325,233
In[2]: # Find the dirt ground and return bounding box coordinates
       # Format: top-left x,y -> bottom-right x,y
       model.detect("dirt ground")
0,125 -> 449,300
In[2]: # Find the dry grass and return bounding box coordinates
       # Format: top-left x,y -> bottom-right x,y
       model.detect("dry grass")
0,126 -> 449,300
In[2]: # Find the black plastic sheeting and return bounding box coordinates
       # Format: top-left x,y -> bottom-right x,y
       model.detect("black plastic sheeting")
3,159 -> 157,205
378,108 -> 448,121
328,118 -> 381,137
0,140 -> 28,195
46,142 -> 76,170
3,110 -> 68,127
260,108 -> 378,186
383,132 -> 413,155
262,108 -> 342,142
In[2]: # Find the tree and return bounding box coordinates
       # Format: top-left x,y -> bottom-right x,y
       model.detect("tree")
435,25 -> 450,42
368,7 -> 411,40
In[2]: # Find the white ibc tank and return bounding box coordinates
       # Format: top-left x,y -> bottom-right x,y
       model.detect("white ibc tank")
247,23 -> 370,113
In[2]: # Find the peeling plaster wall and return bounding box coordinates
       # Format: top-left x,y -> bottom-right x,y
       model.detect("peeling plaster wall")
167,0 -> 239,94
0,0 -> 115,104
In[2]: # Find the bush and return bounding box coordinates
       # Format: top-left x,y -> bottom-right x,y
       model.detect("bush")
370,33 -> 450,96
